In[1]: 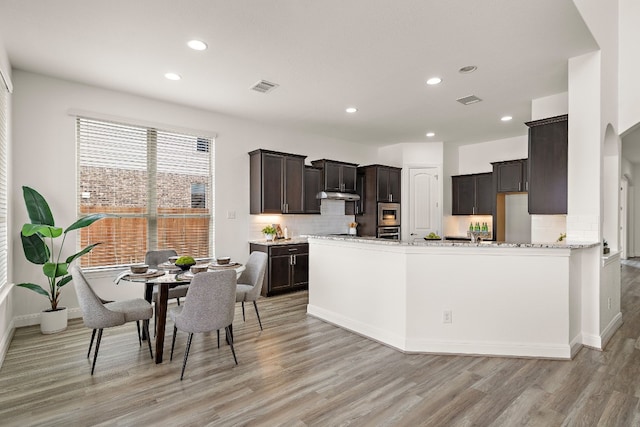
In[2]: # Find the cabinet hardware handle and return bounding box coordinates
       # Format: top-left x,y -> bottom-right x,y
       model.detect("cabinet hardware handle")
519,182 -> 521,192
390,194 -> 393,202
526,182 -> 528,191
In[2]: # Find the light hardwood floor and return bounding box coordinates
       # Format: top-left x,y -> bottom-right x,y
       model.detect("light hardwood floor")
2,260 -> 640,426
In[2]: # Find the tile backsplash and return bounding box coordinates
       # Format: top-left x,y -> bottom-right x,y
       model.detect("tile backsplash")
249,199 -> 355,240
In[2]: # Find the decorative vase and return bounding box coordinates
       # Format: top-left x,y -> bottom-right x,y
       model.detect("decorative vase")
265,233 -> 275,241
40,307 -> 68,334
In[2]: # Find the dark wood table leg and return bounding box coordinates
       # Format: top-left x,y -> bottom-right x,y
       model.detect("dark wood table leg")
142,283 -> 154,341
154,283 -> 169,364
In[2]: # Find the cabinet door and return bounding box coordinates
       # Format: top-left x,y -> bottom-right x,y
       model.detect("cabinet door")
342,165 -> 357,192
452,175 -> 475,215
304,167 -> 322,213
528,117 -> 568,214
262,153 -> 284,213
355,172 -> 365,214
388,168 -> 401,202
475,173 -> 494,215
496,161 -> 524,193
291,253 -> 309,287
284,156 -> 304,213
269,255 -> 291,291
324,162 -> 343,191
377,167 -> 390,201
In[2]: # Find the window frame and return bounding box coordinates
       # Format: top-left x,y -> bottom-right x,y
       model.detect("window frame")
76,115 -> 215,269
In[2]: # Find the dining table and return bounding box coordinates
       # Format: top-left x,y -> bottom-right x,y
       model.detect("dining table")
116,261 -> 245,363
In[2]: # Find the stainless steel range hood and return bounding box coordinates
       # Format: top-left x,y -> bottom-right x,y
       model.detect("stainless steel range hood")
316,191 -> 360,201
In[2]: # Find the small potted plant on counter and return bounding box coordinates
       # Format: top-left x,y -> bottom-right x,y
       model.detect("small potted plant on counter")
603,239 -> 610,254
262,225 -> 277,241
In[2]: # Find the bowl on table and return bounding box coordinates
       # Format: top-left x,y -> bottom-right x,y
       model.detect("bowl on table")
130,264 -> 149,274
190,264 -> 208,274
168,256 -> 180,263
216,257 -> 231,265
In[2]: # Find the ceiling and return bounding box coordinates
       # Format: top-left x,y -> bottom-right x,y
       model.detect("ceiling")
0,0 -> 597,146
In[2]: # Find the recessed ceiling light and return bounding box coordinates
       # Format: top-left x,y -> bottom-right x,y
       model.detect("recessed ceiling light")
426,77 -> 442,86
164,72 -> 182,81
459,65 -> 478,74
426,132 -> 435,137
501,116 -> 513,121
346,107 -> 358,113
187,40 -> 208,51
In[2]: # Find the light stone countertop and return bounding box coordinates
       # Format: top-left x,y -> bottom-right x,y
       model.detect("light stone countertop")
306,234 -> 600,249
249,237 -> 309,246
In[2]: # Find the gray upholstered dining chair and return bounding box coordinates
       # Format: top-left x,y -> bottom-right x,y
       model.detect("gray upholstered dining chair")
169,269 -> 238,380
70,265 -> 154,375
235,251 -> 268,330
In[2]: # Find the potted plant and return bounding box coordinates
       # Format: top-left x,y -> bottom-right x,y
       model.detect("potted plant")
603,239 -> 610,254
17,186 -> 106,334
262,225 -> 277,241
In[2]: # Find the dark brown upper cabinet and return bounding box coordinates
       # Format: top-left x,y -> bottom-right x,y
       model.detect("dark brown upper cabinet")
304,166 -> 322,214
249,149 -> 305,214
311,159 -> 358,193
376,166 -> 402,203
451,172 -> 493,215
526,115 -> 568,214
493,159 -> 528,193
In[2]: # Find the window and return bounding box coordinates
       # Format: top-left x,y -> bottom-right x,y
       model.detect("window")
77,117 -> 214,267
0,73 -> 8,288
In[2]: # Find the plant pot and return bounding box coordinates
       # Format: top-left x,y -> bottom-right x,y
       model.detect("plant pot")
265,233 -> 275,241
40,307 -> 68,334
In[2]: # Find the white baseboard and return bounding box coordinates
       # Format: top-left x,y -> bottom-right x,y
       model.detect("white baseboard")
307,304 -> 572,359
0,318 -> 16,368
581,312 -> 623,350
13,307 -> 83,328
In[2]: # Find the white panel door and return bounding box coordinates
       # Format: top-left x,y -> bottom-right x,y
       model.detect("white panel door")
408,167 -> 441,240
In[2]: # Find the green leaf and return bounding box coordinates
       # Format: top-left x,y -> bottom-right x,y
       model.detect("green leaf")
16,283 -> 50,297
22,223 -> 63,238
57,275 -> 73,288
21,233 -> 49,264
65,243 -> 101,264
43,262 -> 68,278
65,213 -> 107,233
22,186 -> 54,226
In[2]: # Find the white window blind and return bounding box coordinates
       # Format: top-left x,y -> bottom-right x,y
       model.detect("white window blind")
0,75 -> 8,288
76,117 -> 214,267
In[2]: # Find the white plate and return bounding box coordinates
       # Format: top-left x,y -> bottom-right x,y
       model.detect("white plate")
128,268 -> 158,276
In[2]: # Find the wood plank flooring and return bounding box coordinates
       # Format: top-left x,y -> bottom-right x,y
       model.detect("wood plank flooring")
2,259 -> 640,426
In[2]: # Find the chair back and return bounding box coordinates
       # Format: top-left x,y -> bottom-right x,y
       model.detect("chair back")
145,249 -> 178,269
70,265 -> 125,329
174,270 -> 237,333
238,251 -> 267,301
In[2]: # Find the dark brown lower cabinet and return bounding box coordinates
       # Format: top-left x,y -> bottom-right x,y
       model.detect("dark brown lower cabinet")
249,242 -> 309,296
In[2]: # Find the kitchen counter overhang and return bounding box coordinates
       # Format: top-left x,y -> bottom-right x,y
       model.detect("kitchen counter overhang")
306,236 -> 617,360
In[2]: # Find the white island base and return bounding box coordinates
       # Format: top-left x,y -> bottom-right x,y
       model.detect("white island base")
307,236 -> 620,359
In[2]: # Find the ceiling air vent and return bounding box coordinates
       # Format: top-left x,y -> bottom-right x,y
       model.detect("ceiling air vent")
456,95 -> 482,105
250,80 -> 279,94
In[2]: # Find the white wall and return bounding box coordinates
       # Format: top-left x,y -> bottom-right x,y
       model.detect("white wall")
531,92 -> 568,121
10,70 -> 378,318
618,0 -> 640,135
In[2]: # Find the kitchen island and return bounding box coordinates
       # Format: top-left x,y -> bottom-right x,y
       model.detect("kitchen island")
306,235 -> 619,359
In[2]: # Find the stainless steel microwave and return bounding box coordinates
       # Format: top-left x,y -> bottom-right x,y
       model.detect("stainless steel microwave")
378,202 -> 400,226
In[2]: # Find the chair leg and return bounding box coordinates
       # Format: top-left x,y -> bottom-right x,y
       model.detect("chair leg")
170,326 -> 178,361
176,298 -> 180,306
180,333 -> 194,380
87,329 -> 96,358
225,326 -> 238,365
91,329 -> 103,375
242,301 -> 245,322
144,320 -> 153,359
136,321 -> 142,346
217,329 -> 220,348
253,300 -> 263,331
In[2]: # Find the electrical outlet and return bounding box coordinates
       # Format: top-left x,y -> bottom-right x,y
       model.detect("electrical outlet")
608,297 -> 611,309
443,310 -> 452,324
227,210 -> 236,219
